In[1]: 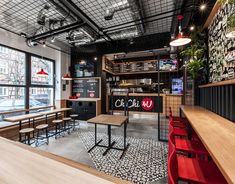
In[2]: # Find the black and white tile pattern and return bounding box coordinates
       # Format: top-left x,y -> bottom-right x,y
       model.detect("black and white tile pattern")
78,131 -> 168,184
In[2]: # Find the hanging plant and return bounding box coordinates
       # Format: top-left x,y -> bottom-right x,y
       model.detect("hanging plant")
226,13 -> 235,38
219,0 -> 235,4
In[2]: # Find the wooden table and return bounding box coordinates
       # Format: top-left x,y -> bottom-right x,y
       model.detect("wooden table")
39,108 -> 72,122
87,114 -> 129,159
180,105 -> 235,184
0,137 -> 131,184
4,113 -> 43,142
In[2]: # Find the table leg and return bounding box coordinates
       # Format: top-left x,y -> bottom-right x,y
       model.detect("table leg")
88,123 -> 103,153
19,121 -> 22,142
103,125 -> 116,156
56,113 -> 58,119
120,120 -> 130,159
45,114 -> 48,124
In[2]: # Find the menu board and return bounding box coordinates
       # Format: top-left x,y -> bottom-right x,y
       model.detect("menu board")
72,78 -> 100,98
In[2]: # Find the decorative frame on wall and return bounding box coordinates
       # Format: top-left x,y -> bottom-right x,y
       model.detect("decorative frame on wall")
208,3 -> 235,82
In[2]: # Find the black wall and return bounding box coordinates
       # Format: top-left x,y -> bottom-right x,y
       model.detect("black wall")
199,85 -> 235,122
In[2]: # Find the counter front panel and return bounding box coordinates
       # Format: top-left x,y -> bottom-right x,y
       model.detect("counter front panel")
109,94 -> 163,113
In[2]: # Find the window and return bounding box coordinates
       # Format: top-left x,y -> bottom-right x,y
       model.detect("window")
0,45 -> 55,127
0,46 -> 25,85
0,87 -> 25,111
0,87 -> 8,96
29,88 -> 53,108
31,56 -> 53,85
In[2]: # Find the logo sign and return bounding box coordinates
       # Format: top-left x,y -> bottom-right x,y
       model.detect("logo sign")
141,98 -> 154,111
110,96 -> 163,113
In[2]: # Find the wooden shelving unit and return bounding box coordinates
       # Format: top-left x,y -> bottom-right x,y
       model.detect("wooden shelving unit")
102,57 -> 178,75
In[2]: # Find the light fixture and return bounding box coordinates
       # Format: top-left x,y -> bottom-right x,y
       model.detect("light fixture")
94,57 -> 97,61
80,60 -> 86,64
20,32 -> 27,38
189,25 -> 195,31
170,15 -> 191,47
36,69 -> 48,76
42,41 -> 46,47
199,3 -> 207,11
62,74 -> 72,80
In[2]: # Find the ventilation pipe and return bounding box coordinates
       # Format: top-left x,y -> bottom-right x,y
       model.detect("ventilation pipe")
104,0 -> 130,20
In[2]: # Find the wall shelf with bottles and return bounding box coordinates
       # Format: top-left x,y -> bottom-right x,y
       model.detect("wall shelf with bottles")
102,57 -> 178,75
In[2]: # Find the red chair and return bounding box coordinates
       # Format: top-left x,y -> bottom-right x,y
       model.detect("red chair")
168,133 -> 227,184
169,107 -> 188,129
170,131 -> 209,160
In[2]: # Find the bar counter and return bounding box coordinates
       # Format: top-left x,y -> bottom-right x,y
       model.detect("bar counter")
107,93 -> 182,116
181,105 -> 235,184
0,137 -> 130,184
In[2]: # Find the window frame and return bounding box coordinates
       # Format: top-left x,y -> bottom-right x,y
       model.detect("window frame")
0,44 -> 56,112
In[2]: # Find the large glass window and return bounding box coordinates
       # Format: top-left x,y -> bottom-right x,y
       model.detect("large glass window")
0,45 -> 55,127
29,88 -> 53,108
0,45 -> 25,85
31,56 -> 53,85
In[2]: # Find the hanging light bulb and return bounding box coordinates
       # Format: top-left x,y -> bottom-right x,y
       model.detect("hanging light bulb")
170,15 -> 191,47
51,37 -> 55,43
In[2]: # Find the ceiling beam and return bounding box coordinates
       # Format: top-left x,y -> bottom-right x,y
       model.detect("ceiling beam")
58,0 -> 113,41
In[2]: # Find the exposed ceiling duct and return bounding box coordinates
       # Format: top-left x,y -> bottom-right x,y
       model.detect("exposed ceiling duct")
109,28 -> 139,40
104,0 -> 130,20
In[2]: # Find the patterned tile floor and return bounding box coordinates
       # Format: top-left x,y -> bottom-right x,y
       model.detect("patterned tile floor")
38,114 -> 169,184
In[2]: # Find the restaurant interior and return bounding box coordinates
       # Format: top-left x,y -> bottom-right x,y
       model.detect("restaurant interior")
0,0 -> 234,183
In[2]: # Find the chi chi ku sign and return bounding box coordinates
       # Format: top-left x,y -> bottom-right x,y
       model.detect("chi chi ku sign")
110,96 -> 163,113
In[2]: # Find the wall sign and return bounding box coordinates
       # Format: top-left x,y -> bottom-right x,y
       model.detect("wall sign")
72,78 -> 100,98
110,96 -> 163,113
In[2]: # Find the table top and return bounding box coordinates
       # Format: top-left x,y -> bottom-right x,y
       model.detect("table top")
0,137 -> 131,184
87,114 -> 128,126
3,113 -> 43,122
181,105 -> 235,184
38,108 -> 72,115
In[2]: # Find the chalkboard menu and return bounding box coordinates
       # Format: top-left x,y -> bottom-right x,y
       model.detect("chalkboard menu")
72,78 -> 100,98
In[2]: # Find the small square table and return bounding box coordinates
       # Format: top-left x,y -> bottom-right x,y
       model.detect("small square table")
87,114 -> 129,159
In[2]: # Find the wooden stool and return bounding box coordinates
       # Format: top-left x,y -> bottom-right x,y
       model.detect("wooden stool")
19,128 -> 34,145
52,119 -> 63,139
70,114 -> 79,130
35,124 -> 49,146
63,117 -> 72,134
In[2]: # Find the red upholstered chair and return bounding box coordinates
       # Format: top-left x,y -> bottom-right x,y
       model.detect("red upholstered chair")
168,132 -> 227,184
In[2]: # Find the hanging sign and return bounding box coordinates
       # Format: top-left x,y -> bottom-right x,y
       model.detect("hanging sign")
110,95 -> 163,113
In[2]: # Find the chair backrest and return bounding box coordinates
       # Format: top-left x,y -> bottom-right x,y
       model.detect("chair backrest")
168,147 -> 178,184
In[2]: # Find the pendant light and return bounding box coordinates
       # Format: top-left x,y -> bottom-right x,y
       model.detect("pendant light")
37,43 -> 48,77
36,68 -> 48,76
170,15 -> 191,47
62,73 -> 72,80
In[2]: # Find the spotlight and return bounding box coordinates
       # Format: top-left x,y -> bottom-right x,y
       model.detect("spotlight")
94,57 -> 97,61
42,42 -> 46,47
199,3 -> 207,11
190,25 -> 195,31
51,37 -> 55,43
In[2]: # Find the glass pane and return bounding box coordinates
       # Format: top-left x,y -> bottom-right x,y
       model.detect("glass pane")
29,88 -> 53,108
0,45 -> 25,85
0,87 -> 25,111
31,56 -> 53,85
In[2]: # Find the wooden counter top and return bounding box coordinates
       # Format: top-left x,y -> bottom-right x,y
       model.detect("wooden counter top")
68,98 -> 101,102
181,105 -> 235,184
0,137 -> 131,184
88,114 -> 128,126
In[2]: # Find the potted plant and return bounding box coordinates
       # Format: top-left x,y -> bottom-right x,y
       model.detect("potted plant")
180,28 -> 205,80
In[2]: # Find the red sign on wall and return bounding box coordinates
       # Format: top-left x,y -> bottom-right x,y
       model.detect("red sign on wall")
141,98 -> 154,111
